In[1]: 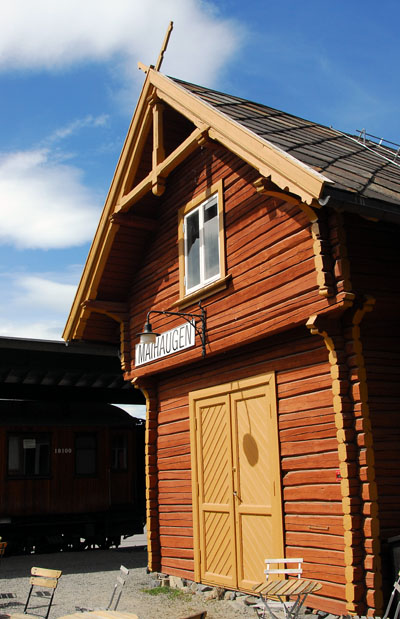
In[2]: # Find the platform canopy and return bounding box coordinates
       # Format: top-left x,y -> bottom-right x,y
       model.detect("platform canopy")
0,336 -> 144,403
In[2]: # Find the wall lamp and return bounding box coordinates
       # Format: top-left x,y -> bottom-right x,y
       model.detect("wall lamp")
138,301 -> 207,357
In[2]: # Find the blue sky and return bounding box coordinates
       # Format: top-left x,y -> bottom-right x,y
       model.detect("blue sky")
1,0 -> 399,341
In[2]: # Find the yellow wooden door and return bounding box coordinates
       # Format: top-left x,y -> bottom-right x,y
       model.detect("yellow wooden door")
190,374 -> 283,591
191,391 -> 237,588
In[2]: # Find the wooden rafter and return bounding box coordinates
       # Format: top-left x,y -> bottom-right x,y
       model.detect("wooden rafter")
149,69 -> 330,205
150,97 -> 166,196
63,67 -> 330,343
109,212 -> 157,231
115,124 -> 209,213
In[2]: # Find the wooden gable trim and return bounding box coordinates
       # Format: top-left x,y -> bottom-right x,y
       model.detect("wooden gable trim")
64,69 -> 331,343
115,124 -> 209,213
148,70 -> 332,206
80,299 -> 130,370
63,72 -> 156,342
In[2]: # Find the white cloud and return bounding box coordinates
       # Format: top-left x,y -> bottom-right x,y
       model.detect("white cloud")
0,148 -> 100,249
0,1 -> 243,88
0,270 -> 80,340
14,275 -> 77,313
45,115 -> 109,145
0,319 -> 64,341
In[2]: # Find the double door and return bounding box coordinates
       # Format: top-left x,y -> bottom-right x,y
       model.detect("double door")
189,373 -> 284,591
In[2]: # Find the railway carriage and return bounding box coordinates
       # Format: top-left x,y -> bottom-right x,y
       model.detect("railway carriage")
0,400 -> 145,554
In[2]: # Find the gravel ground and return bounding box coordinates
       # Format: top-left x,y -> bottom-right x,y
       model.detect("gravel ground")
0,544 -> 259,619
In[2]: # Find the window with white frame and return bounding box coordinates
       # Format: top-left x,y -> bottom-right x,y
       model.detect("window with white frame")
184,193 -> 220,294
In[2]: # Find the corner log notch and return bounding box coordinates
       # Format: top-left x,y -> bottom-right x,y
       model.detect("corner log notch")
307,296 -> 382,616
131,377 -> 160,574
254,176 -> 335,298
81,300 -> 130,370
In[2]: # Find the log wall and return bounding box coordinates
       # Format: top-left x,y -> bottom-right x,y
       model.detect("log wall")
154,328 -> 345,615
127,144 -> 336,376
345,215 -> 400,539
344,214 -> 400,600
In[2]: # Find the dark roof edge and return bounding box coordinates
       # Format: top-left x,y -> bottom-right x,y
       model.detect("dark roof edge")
322,187 -> 400,226
0,336 -> 119,357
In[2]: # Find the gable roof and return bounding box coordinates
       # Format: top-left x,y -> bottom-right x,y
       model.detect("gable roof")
63,69 -> 400,345
173,77 -> 400,215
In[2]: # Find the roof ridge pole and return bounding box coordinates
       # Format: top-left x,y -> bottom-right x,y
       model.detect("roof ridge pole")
155,21 -> 174,72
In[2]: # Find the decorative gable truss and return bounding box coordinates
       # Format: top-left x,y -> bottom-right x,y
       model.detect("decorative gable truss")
63,68 -> 334,364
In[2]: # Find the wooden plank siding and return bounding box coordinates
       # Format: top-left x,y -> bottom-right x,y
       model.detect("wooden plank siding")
62,73 -> 400,616
345,214 -> 400,538
122,144 -> 354,613
126,145 -> 337,378
119,139 -> 398,615
339,214 -> 400,609
153,328 -> 345,612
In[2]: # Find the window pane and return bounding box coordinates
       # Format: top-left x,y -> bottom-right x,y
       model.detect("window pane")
8,436 -> 20,472
203,199 -> 219,281
111,434 -> 127,470
75,434 -> 97,475
186,209 -> 200,290
8,435 -> 50,477
24,438 -> 50,476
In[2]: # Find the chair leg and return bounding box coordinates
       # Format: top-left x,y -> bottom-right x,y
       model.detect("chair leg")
24,585 -> 33,613
393,600 -> 400,619
114,590 -> 124,611
258,598 -> 283,619
106,584 -> 117,611
44,589 -> 56,619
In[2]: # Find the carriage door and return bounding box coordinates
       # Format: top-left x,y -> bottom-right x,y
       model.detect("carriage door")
190,373 -> 284,592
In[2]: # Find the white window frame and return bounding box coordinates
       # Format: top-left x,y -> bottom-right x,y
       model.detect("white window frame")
184,194 -> 220,295
178,180 -> 225,301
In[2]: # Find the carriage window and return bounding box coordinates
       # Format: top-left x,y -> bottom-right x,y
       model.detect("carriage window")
7,434 -> 50,477
111,434 -> 127,470
75,434 -> 97,476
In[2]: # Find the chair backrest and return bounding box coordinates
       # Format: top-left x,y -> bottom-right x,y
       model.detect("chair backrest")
106,565 -> 129,611
264,558 -> 303,581
24,566 -> 62,619
382,570 -> 400,619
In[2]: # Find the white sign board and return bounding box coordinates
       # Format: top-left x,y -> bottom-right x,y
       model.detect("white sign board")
135,321 -> 195,367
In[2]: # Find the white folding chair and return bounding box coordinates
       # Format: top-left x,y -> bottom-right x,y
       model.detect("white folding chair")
253,558 -> 321,619
106,565 -> 130,611
383,570 -> 400,619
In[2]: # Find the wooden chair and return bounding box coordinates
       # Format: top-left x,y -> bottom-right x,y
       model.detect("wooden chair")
106,565 -> 130,611
10,567 -> 62,619
383,570 -> 400,619
253,558 -> 321,619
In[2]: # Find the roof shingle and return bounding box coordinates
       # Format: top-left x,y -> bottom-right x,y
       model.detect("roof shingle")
173,77 -> 400,214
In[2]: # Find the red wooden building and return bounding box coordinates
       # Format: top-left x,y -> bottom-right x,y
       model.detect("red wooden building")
63,67 -> 400,616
